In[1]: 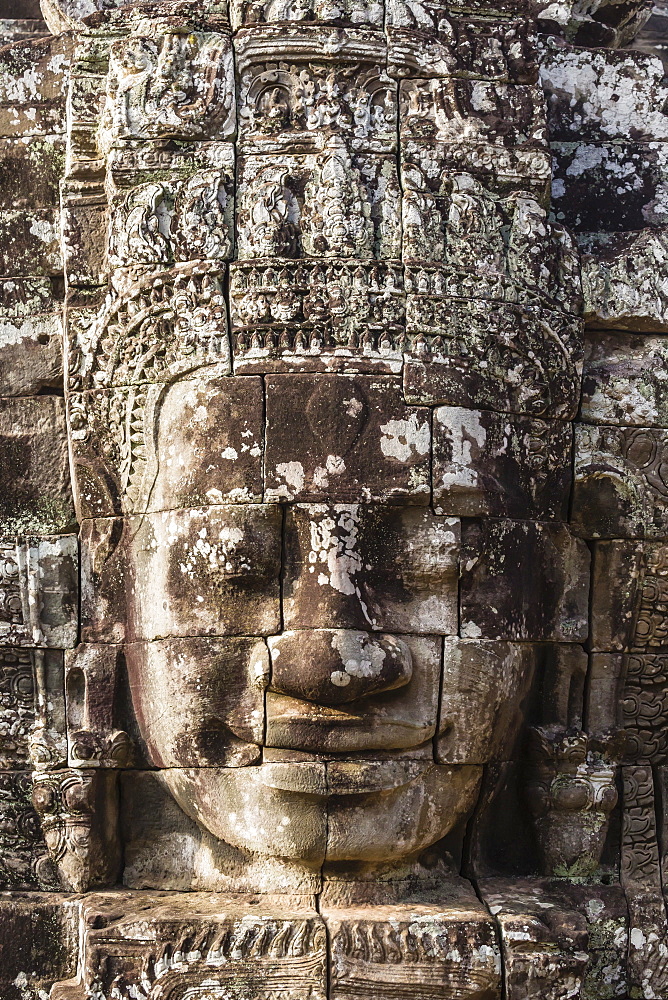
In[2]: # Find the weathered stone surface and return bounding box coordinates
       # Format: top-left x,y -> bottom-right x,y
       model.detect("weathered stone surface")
460,520 -> 590,641
236,27 -> 396,155
581,229 -> 668,332
125,637 -> 265,767
324,884 -> 502,1000
582,330 -> 668,428
541,42 -> 668,144
591,540 -> 668,652
404,302 -> 584,419
524,727 -> 620,875
480,879 -> 628,1000
573,423 -> 668,538
551,141 -> 668,234
0,396 -> 74,534
0,279 -> 62,395
64,643 -> 130,769
268,629 -> 414,706
125,505 -> 282,641
0,536 -> 77,649
436,640 -> 535,764
106,142 -> 235,270
0,35 -> 70,138
433,405 -> 572,519
535,0 -> 651,46
0,770 -> 49,889
265,375 -> 430,502
49,891 -> 328,1000
283,505 -> 459,634
387,14 -> 536,83
0,893 -> 76,1000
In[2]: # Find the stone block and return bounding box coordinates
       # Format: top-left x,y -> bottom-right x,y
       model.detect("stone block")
265,634 -> 441,751
80,517 -> 127,645
236,152 -> 401,260
106,141 -> 235,269
620,653 -> 668,763
541,42 -> 668,143
230,259 -> 405,373
535,0 -> 650,47
324,882 -> 501,1000
403,301 -> 584,419
0,279 -> 62,395
586,653 -> 627,732
283,505 -> 459,633
64,643 -> 129,769
265,375 -> 430,503
0,648 -> 63,769
460,520 -> 590,641
402,137 -> 551,198
0,536 -> 78,649
66,262 -> 230,393
326,762 -> 482,861
433,405 -> 572,519
0,208 -> 61,277
582,330 -> 668,427
400,174 -> 581,316
0,396 -> 74,535
436,639 -> 536,764
0,135 -> 65,211
31,766 -> 122,891
399,78 -> 547,148
72,374 -> 264,517
49,890 -> 327,1000
0,35 -> 70,138
480,878 -> 591,1000
581,230 -> 668,332
590,540 -> 668,652
102,29 -> 236,147
126,505 -> 282,641
229,0 -> 383,28
161,766 -> 329,862
480,879 -> 627,1000
0,770 -> 47,889
387,15 -> 536,82
152,374 -> 264,511
573,423 -> 668,538
236,26 -> 396,154
551,141 -> 668,233
268,629 -> 414,706
60,182 -> 108,288
125,637 -> 266,767
0,893 -> 75,1000
120,769 -> 323,893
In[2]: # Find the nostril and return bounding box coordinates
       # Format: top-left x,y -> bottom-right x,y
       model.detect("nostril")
268,629 -> 413,706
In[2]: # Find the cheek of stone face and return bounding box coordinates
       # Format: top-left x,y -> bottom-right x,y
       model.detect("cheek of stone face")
126,504 -> 282,641
125,637 -> 267,768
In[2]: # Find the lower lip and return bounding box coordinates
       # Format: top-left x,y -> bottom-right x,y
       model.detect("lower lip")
257,759 -> 430,796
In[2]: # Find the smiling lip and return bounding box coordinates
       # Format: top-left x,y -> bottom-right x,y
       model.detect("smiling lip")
257,759 -> 431,796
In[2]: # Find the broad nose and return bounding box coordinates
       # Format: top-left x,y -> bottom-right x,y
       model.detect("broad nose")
268,629 -> 413,706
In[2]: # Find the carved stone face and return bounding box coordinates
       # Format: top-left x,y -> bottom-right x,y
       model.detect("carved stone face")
106,364 -> 587,866
62,3 -> 590,874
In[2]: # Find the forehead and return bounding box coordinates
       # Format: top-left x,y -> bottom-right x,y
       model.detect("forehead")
155,372 -> 430,508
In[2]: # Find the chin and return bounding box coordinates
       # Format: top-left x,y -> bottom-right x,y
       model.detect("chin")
159,760 -> 482,864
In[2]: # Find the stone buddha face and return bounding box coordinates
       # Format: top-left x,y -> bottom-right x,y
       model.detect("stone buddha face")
65,3 -> 589,874
114,363 -> 540,866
